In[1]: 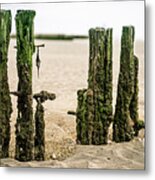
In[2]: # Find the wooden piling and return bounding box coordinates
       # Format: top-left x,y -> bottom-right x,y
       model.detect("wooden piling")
76,89 -> 87,144
15,10 -> 35,161
34,101 -> 45,161
113,26 -> 135,142
76,27 -> 113,145
129,55 -> 140,136
33,91 -> 56,161
0,10 -> 12,158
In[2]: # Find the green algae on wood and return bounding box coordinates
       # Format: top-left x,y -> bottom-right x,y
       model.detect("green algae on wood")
76,89 -> 87,144
133,120 -> 145,136
33,91 -> 56,161
129,56 -> 139,123
129,55 -> 141,136
113,26 -> 135,142
76,27 -> 113,145
15,10 -> 36,161
34,101 -> 44,161
0,10 -> 12,158
76,89 -> 94,145
90,28 -> 113,145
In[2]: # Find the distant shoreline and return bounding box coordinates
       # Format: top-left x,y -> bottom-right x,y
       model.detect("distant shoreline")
10,35 -> 144,42
11,34 -> 88,41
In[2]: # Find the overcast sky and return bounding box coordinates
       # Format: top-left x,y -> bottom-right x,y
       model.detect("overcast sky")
2,0 -> 144,40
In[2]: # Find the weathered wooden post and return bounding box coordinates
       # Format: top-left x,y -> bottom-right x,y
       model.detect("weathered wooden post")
33,91 -> 56,161
129,55 -> 139,128
89,28 -> 113,145
76,89 -> 94,145
76,89 -> 86,144
113,26 -> 135,142
86,89 -> 94,144
76,27 -> 113,145
15,10 -> 35,161
129,55 -> 144,136
0,10 -> 12,158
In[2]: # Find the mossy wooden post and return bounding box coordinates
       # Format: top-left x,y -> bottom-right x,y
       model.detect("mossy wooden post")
129,55 -> 139,136
15,10 -> 35,161
76,27 -> 113,145
86,89 -> 94,144
33,91 -> 56,161
76,89 -> 94,145
34,101 -> 44,161
76,89 -> 87,144
0,10 -> 12,158
113,26 -> 135,142
89,28 -> 113,145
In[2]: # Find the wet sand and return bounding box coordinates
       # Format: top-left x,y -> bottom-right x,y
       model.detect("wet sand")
1,38 -> 144,169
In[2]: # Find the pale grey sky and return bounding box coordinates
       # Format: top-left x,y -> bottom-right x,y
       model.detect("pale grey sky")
2,0 -> 144,40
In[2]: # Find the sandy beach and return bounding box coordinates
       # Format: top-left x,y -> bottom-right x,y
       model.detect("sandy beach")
1,38 -> 144,169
